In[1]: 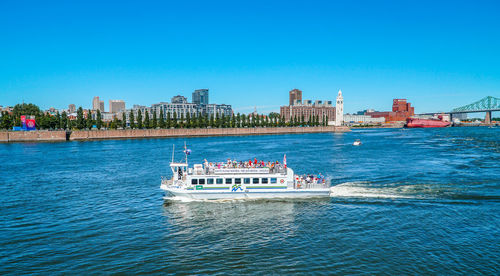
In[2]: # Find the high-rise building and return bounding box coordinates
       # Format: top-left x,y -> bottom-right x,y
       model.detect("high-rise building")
109,100 -> 126,113
335,89 -> 344,126
289,89 -> 302,106
171,95 -> 188,104
92,96 -> 100,111
92,96 -> 105,112
192,89 -> 209,105
68,104 -> 76,113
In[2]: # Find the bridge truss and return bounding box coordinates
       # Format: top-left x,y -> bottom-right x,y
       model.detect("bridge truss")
452,96 -> 500,113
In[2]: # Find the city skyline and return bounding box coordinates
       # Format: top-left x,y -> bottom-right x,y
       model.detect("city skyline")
1,1 -> 499,114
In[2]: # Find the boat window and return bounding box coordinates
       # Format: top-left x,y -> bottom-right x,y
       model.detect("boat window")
192,179 -> 198,185
253,178 -> 259,184
216,178 -> 223,184
225,178 -> 233,184
207,178 -> 214,184
235,178 -> 242,184
262,178 -> 269,184
270,178 -> 277,184
244,178 -> 250,184
199,179 -> 205,185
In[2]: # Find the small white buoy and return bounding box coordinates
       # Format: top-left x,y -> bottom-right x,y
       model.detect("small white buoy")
353,139 -> 362,146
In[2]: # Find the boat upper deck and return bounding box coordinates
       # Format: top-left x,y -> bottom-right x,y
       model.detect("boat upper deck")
172,159 -> 288,176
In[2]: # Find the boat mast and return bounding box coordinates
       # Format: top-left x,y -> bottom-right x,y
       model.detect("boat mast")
184,141 -> 188,165
171,144 -> 175,163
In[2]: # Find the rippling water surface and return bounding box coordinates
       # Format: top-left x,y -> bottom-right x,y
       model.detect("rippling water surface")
1,127 -> 499,274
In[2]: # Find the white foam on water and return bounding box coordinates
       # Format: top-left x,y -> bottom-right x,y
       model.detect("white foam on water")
163,196 -> 199,202
330,182 -> 413,199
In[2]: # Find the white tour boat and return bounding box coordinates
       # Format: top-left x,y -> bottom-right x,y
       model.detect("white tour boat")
161,146 -> 332,200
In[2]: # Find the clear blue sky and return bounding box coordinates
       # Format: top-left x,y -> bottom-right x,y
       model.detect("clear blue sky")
1,0 -> 499,114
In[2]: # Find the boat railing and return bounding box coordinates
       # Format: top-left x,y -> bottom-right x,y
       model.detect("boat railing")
294,181 -> 330,190
192,166 -> 287,175
160,176 -> 174,186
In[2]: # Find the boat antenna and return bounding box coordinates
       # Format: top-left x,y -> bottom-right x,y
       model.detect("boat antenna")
171,144 -> 175,163
184,141 -> 188,164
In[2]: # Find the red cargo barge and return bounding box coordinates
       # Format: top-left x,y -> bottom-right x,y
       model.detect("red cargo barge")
405,116 -> 451,128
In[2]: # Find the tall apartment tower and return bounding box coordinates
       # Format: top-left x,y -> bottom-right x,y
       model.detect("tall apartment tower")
192,89 -> 209,105
68,104 -> 76,113
92,96 -> 104,112
289,89 -> 302,106
109,100 -> 126,113
92,96 -> 100,110
335,89 -> 344,126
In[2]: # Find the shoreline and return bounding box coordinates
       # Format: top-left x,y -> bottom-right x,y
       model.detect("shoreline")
0,126 -> 350,143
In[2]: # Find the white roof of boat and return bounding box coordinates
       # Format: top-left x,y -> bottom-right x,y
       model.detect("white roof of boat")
170,162 -> 188,166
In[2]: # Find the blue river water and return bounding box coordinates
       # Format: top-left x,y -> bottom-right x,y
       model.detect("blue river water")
0,127 -> 499,274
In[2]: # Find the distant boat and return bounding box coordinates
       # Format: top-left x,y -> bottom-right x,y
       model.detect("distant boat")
353,139 -> 362,146
405,116 -> 451,128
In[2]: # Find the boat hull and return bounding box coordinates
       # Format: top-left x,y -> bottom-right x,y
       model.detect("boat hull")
162,185 -> 331,200
405,118 -> 451,128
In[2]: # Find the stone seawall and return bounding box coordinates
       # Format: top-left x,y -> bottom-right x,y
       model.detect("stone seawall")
69,126 -> 349,141
0,131 -> 67,142
1,126 -> 349,142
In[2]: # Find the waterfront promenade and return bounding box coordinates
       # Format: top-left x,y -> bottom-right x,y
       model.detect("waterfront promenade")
0,126 -> 349,142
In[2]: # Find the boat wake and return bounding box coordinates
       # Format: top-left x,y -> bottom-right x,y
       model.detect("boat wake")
330,182 -> 416,199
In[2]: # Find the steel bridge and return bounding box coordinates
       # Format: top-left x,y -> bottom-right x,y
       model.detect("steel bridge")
419,96 -> 500,124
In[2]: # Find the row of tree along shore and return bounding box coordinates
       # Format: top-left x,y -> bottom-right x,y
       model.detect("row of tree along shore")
1,103 -> 330,130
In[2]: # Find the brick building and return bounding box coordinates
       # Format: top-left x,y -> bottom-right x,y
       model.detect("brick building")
280,89 -> 335,123
366,99 -> 415,122
289,89 -> 302,106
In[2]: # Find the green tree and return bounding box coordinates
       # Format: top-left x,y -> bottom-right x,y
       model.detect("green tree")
13,103 -> 41,124
137,110 -> 143,129
231,114 -> 236,128
86,110 -> 93,129
68,118 -> 74,130
166,112 -> 171,128
215,113 -> 220,128
61,111 -> 68,130
152,111 -> 157,129
186,112 -> 191,128
56,112 -> 61,129
209,114 -> 215,128
49,115 -> 58,129
220,113 -> 225,128
96,110 -> 102,130
159,110 -> 165,128
180,113 -> 184,128
144,110 -> 150,129
122,112 -> 127,129
172,111 -> 178,128
1,112 -> 13,129
236,113 -> 241,128
129,111 -> 135,129
111,117 -> 119,129
241,114 -> 247,127
203,113 -> 209,128
76,107 -> 85,130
